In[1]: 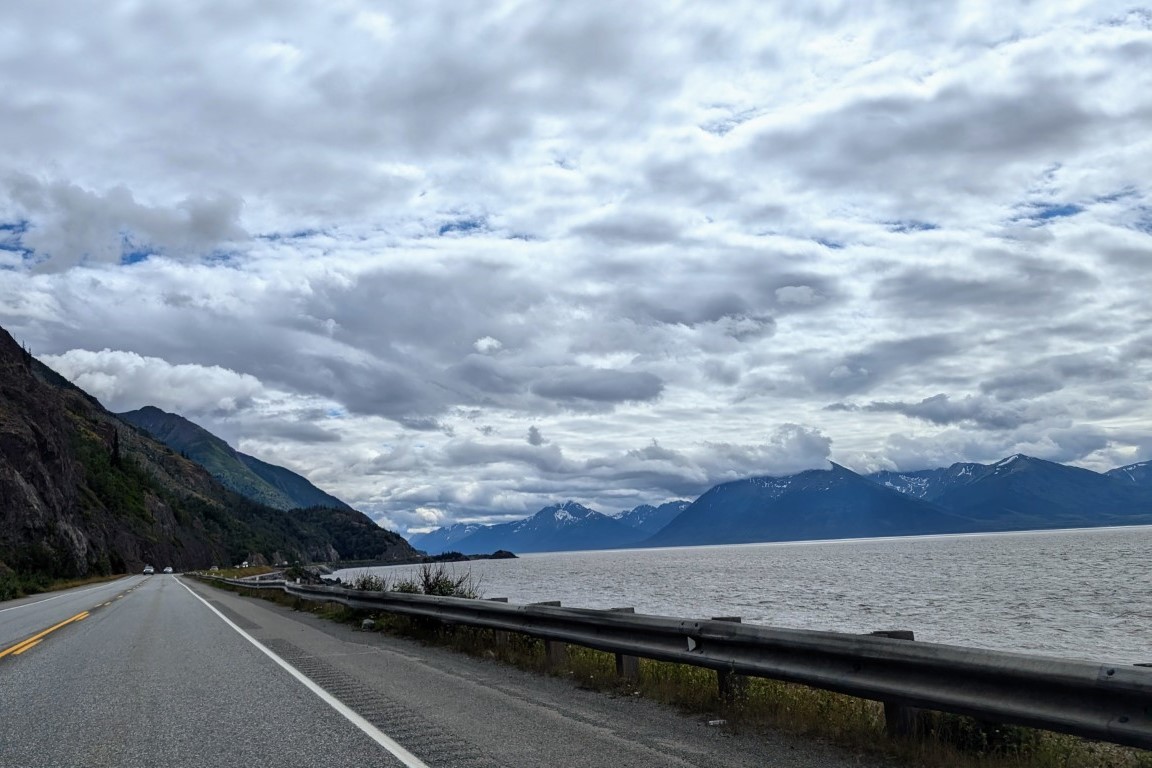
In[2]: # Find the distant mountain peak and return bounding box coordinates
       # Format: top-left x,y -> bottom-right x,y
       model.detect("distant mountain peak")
537,500 -> 595,524
429,499 -> 646,554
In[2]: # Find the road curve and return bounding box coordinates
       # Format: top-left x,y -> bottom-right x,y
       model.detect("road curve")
1,575 -> 891,767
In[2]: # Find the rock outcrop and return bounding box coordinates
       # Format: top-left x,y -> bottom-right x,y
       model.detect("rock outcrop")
0,325 -> 416,580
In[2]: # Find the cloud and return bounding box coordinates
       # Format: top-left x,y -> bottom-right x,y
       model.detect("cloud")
531,369 -> 664,405
6,176 -> 245,269
803,335 -> 963,396
243,419 -> 342,444
570,209 -> 684,246
775,285 -> 824,306
832,393 -> 1034,430
39,348 -> 264,414
4,1 -> 1152,533
474,336 -> 503,353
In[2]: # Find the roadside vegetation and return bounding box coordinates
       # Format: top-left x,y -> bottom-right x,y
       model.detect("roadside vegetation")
202,565 -> 1152,768
0,570 -> 128,601
210,565 -> 279,579
345,565 -> 481,597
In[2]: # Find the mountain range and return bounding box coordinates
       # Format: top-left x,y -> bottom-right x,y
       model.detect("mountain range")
7,319 -> 1152,576
408,499 -> 692,554
0,324 -> 415,588
118,406 -> 352,512
413,455 -> 1152,555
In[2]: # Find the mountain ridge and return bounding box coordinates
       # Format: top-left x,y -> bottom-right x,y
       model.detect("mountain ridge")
433,501 -> 646,554
412,455 -> 1152,554
0,324 -> 416,585
118,406 -> 353,512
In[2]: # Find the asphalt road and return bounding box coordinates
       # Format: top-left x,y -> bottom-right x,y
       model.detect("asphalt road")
1,576 -> 895,767
0,575 -> 410,767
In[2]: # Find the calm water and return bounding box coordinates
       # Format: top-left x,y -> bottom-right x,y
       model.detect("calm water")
336,526 -> 1152,665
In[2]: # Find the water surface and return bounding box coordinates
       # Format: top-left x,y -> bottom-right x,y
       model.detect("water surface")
337,526 -> 1152,665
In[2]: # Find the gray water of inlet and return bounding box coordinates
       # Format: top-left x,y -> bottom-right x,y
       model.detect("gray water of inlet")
336,525 -> 1152,666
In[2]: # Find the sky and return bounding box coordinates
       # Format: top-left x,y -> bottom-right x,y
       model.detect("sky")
2,1 -> 1151,535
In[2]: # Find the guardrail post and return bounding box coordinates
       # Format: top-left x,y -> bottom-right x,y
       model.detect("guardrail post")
870,630 -> 923,738
532,601 -> 567,669
713,617 -> 747,703
487,598 -> 510,649
610,608 -> 640,680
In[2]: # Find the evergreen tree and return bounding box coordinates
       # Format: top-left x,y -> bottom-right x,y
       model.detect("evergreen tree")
111,428 -> 122,468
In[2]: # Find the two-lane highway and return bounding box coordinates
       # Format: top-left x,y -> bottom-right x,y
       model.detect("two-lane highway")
0,575 -> 414,767
2,575 -> 890,767
0,576 -> 144,656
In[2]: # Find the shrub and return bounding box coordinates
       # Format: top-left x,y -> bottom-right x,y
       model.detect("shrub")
350,564 -> 480,598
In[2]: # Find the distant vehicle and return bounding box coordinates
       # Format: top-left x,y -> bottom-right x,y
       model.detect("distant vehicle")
143,565 -> 154,574
163,566 -> 174,574
209,565 -> 219,571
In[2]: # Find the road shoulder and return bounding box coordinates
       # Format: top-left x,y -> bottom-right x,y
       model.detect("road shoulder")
184,578 -> 894,768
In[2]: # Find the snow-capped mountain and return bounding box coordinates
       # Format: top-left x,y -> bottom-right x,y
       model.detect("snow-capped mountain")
408,523 -> 486,555
1106,460 -> 1152,488
613,500 -> 690,535
439,501 -> 648,554
868,462 -> 987,500
645,463 -> 979,547
411,455 -> 1152,555
903,454 -> 1152,528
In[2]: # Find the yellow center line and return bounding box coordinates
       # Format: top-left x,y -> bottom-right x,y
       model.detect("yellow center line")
12,639 -> 42,655
0,611 -> 90,660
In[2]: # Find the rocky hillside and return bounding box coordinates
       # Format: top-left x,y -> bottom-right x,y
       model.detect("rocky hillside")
0,325 -> 416,584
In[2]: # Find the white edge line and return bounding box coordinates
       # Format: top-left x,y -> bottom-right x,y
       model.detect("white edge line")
176,577 -> 430,768
0,576 -> 135,614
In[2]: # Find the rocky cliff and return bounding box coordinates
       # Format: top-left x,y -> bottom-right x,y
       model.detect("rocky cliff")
0,326 -> 415,582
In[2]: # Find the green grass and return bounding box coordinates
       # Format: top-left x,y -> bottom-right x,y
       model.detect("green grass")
209,565 -> 279,579
0,571 -> 127,601
200,575 -> 1152,768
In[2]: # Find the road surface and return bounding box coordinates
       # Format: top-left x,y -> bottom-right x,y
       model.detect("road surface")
0,575 -> 893,767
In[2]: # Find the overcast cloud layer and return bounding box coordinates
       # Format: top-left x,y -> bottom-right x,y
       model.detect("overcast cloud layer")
3,1 -> 1151,534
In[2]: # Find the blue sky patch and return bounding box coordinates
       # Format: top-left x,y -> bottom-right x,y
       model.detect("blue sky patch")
258,228 -> 323,242
1009,202 -> 1085,226
885,220 -> 939,233
119,233 -> 155,264
438,217 -> 486,236
1031,203 -> 1084,220
0,221 -> 31,258
120,249 -> 154,265
1133,207 -> 1152,234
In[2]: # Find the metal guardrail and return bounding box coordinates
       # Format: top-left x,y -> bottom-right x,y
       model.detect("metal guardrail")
201,575 -> 1152,750
213,576 -> 287,590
